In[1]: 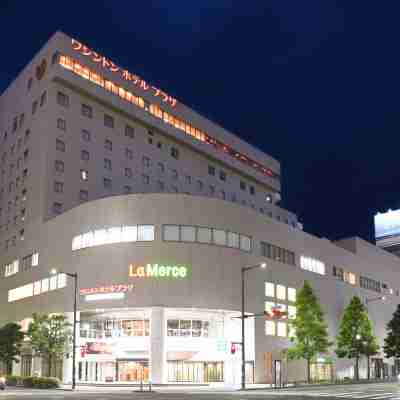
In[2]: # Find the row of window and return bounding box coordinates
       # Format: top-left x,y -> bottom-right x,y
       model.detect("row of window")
8,273 -> 67,302
360,276 -> 381,293
72,225 -> 155,251
167,319 -> 223,338
300,255 -> 325,275
80,319 -> 150,339
261,241 -> 295,266
265,282 -> 297,302
58,54 -> 279,181
162,224 -> 252,252
3,252 -> 38,278
333,266 -> 356,286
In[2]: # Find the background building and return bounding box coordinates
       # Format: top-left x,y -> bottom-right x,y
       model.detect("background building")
375,209 -> 400,257
0,32 -> 399,386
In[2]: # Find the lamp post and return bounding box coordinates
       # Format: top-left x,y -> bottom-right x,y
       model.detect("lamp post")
241,262 -> 267,390
51,268 -> 78,390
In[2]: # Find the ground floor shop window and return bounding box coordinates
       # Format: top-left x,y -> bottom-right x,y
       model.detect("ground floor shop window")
78,360 -> 148,382
168,361 -> 224,383
310,362 -> 332,382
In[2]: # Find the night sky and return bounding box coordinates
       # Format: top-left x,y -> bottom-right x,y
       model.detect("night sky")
0,1 -> 398,243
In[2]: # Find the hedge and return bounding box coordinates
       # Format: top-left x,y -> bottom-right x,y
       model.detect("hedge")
6,375 -> 60,388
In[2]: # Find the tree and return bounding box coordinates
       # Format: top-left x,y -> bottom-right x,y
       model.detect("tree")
0,323 -> 25,374
27,314 -> 71,377
384,304 -> 400,365
336,296 -> 379,380
287,281 -> 332,383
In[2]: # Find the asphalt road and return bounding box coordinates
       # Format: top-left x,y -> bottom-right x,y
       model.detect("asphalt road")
1,382 -> 400,400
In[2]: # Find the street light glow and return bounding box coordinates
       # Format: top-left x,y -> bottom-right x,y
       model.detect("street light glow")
260,262 -> 267,269
50,268 -> 57,275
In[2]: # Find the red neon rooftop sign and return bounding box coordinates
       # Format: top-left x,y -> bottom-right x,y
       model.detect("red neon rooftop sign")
71,39 -> 177,108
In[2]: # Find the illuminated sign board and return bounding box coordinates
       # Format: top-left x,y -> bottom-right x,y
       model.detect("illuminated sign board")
79,284 -> 133,295
85,293 -> 125,301
71,39 -> 177,107
375,209 -> 400,239
129,263 -> 190,279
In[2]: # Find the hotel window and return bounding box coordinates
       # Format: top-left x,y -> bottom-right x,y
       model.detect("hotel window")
79,190 -> 88,202
27,77 -> 33,92
23,149 -> 29,162
104,114 -> 114,128
219,170 -> 226,181
196,180 -> 203,191
171,186 -> 178,193
250,186 -> 255,195
157,180 -> 165,191
142,174 -> 149,184
300,256 -> 325,275
103,178 -> 112,190
81,104 -> 93,118
360,276 -> 381,293
142,156 -> 150,167
24,129 -> 30,143
208,165 -> 215,176
163,225 -> 180,241
240,181 -> 246,191
138,225 -> 155,241
56,139 -> 65,152
181,226 -> 196,242
185,175 -> 191,184
40,91 -> 47,107
19,113 -> 25,128
265,282 -> 275,298
209,185 -> 215,195
54,181 -> 64,193
105,139 -> 112,151
124,168 -> 132,178
277,321 -> 287,338
81,129 -> 91,142
213,229 -> 227,246
57,118 -> 66,131
220,190 -> 226,200
81,150 -> 89,161
171,147 -> 179,159
55,160 -> 64,173
288,305 -> 297,319
198,227 -> 212,243
125,148 -> 133,160
288,287 -> 296,302
57,91 -> 69,107
80,169 -> 88,181
157,141 -> 162,149
4,259 -> 19,277
123,185 -> 131,194
240,235 -> 251,252
276,284 -> 286,300
125,125 -> 135,138
104,158 -> 112,170
260,241 -> 295,266
12,117 -> 17,132
53,202 -> 62,214
265,321 -> 275,336
52,51 -> 59,65
227,231 -> 239,248
158,162 -> 165,173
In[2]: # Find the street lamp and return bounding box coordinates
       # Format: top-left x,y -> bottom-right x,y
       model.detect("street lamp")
241,262 -> 267,390
50,268 -> 78,390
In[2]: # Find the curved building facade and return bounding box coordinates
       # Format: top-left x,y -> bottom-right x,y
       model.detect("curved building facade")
1,32 -> 400,386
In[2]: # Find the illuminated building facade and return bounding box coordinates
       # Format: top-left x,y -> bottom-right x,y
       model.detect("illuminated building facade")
1,32 -> 400,386
375,209 -> 400,257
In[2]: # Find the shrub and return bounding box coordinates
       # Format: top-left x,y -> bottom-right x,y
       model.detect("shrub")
22,376 -> 59,388
5,375 -> 22,386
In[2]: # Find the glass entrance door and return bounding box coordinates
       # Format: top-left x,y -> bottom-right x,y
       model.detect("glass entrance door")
117,360 -> 149,382
204,362 -> 223,382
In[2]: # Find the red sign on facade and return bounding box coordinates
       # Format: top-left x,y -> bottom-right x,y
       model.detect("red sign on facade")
71,39 -> 177,108
79,284 -> 133,296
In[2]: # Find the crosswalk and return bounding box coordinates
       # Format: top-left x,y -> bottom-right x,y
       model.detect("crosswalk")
271,388 -> 400,399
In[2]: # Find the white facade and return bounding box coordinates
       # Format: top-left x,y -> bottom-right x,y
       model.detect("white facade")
0,32 -> 400,386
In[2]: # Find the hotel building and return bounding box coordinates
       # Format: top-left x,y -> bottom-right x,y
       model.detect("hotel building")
1,31 -> 400,386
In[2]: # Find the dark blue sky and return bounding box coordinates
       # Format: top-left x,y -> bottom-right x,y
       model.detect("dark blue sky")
1,1 -> 398,242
